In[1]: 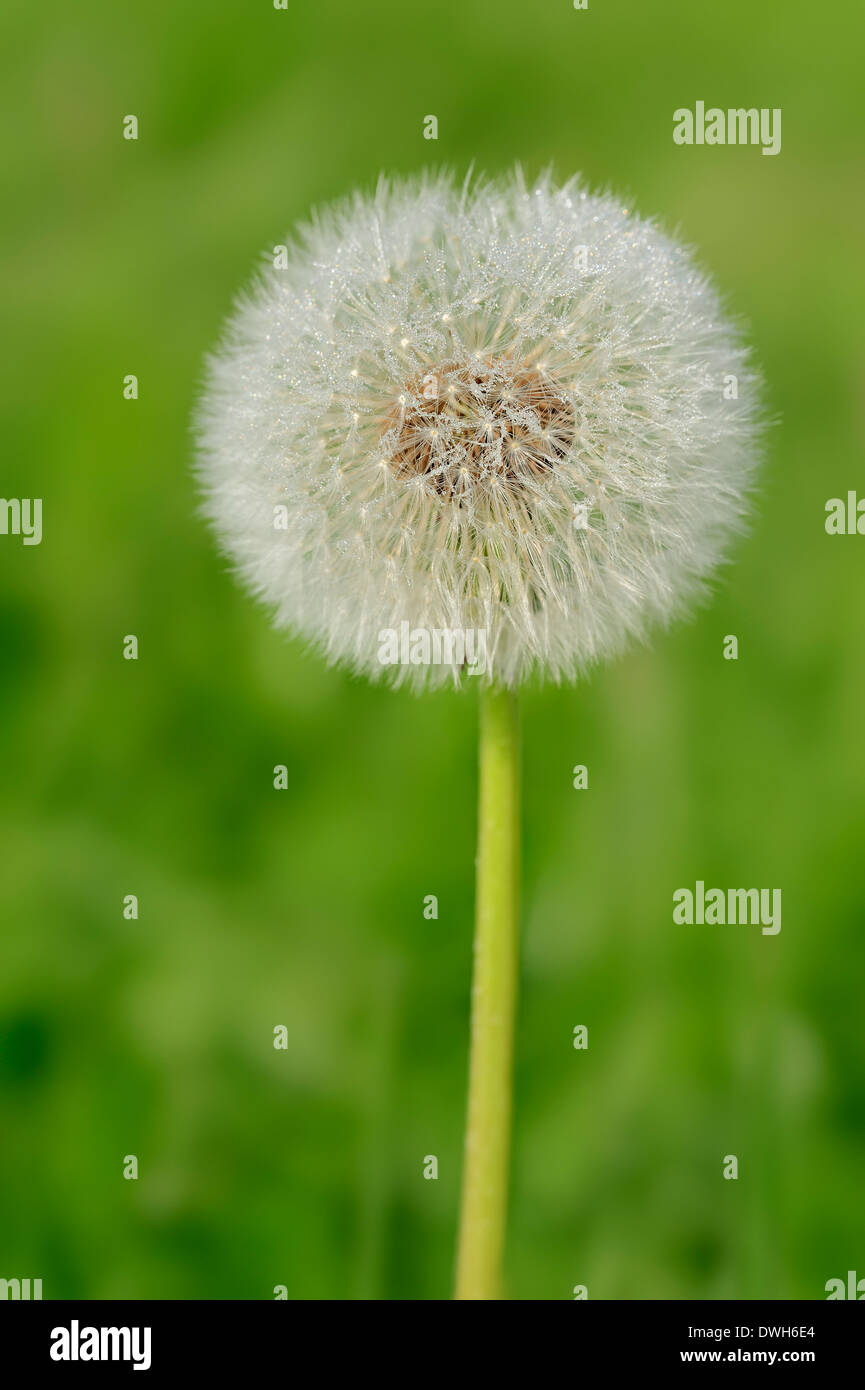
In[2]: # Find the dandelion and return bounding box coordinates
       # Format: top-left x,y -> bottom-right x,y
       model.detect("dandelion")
196,168 -> 764,1299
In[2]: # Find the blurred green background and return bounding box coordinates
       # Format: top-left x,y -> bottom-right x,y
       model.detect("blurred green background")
1,0 -> 863,1300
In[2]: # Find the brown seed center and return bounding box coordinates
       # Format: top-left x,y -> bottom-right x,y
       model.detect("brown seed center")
381,356 -> 576,498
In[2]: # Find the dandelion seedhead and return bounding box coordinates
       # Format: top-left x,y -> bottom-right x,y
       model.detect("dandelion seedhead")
197,169 -> 763,689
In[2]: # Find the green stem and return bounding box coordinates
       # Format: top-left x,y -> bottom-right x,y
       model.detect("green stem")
455,685 -> 520,1300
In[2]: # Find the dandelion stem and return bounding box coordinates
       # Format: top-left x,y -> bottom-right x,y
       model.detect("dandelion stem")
455,685 -> 520,1300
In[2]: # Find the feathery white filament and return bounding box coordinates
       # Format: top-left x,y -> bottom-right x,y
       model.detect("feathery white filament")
197,169 -> 763,689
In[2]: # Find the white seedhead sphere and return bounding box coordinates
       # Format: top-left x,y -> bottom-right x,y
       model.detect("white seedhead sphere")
197,169 -> 763,689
